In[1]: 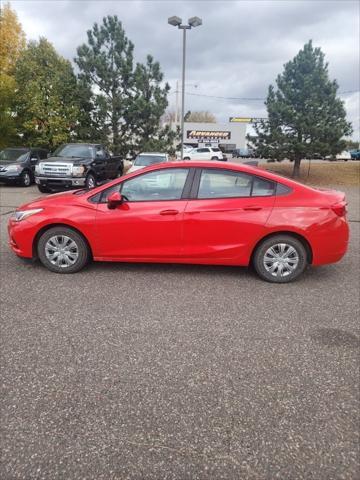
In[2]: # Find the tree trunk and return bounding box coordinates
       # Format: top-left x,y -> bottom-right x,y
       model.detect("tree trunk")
292,156 -> 301,178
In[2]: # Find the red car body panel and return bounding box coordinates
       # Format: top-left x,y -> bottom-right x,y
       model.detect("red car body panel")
8,161 -> 349,268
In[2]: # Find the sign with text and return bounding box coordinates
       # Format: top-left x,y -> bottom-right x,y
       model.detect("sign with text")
187,130 -> 231,141
229,117 -> 266,123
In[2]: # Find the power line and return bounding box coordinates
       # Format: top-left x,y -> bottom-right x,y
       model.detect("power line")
170,89 -> 360,102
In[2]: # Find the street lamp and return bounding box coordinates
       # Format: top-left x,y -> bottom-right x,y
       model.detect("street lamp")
168,15 -> 202,160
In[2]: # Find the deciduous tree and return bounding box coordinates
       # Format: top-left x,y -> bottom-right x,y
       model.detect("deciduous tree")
14,38 -> 81,148
0,3 -> 25,148
184,111 -> 217,123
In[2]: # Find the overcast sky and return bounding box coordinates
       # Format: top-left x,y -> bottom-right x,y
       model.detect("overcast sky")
10,0 -> 360,140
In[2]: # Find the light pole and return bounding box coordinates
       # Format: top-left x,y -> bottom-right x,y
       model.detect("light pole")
168,16 -> 202,160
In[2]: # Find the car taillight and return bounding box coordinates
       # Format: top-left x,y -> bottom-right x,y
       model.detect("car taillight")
331,202 -> 347,217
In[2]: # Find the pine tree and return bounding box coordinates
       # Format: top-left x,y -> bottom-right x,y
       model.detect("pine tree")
248,41 -> 352,177
75,16 -> 174,156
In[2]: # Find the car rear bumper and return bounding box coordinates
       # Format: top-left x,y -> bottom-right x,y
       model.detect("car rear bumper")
311,217 -> 349,265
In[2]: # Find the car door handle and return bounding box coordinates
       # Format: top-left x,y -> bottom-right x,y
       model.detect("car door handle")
160,209 -> 179,216
243,205 -> 263,211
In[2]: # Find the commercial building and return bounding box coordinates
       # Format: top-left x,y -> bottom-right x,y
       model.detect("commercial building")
183,121 -> 247,152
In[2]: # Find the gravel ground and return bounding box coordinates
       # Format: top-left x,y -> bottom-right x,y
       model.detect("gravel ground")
0,183 -> 359,480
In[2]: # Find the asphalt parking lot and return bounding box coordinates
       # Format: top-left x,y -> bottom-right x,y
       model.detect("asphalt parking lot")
0,182 -> 359,479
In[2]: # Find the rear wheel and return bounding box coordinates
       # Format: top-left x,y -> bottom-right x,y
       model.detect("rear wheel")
253,235 -> 307,283
211,156 -> 219,160
37,227 -> 90,273
183,157 -> 190,160
20,171 -> 32,187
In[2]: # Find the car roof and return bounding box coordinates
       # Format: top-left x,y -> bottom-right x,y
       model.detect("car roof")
135,160 -> 307,189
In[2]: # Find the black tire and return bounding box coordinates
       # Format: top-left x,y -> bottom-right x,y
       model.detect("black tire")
20,170 -> 32,187
38,185 -> 52,193
253,235 -> 307,283
211,156 -> 219,160
183,157 -> 190,160
85,173 -> 96,189
37,226 -> 90,273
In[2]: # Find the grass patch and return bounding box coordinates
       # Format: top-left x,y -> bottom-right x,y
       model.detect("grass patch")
262,161 -> 360,186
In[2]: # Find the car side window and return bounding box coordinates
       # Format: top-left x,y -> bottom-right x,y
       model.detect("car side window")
95,146 -> 106,159
198,169 -> 252,198
252,177 -> 276,196
121,169 -> 189,201
197,169 -> 276,199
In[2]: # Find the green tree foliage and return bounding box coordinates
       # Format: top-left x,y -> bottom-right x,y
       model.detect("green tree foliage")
248,41 -> 352,176
75,15 -> 174,155
184,111 -> 217,123
0,3 -> 25,148
14,38 -> 82,148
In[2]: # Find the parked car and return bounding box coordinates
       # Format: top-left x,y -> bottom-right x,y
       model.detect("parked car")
9,161 -> 349,283
232,148 -> 255,158
325,151 -> 352,161
350,149 -> 360,160
128,152 -> 169,173
336,151 -> 352,161
35,143 -> 123,193
0,147 -> 48,187
183,147 -> 224,161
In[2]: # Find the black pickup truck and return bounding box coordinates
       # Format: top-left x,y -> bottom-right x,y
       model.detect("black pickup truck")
35,143 -> 123,193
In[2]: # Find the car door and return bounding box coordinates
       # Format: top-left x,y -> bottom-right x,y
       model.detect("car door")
29,150 -> 40,174
94,168 -> 192,259
94,145 -> 108,181
182,168 -> 276,263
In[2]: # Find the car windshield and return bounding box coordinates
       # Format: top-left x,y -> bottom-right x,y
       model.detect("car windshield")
53,144 -> 94,158
134,155 -> 166,166
0,149 -> 28,162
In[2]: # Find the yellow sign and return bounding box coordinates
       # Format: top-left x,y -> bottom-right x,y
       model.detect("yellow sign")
229,117 -> 252,123
229,117 -> 266,123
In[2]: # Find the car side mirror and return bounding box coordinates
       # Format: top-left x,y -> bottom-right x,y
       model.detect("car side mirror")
107,192 -> 124,209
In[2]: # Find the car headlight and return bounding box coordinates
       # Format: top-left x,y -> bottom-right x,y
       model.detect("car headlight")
13,208 -> 44,222
35,164 -> 41,174
4,164 -> 21,172
72,165 -> 85,176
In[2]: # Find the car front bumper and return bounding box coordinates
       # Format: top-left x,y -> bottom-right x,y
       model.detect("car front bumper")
0,172 -> 22,183
35,176 -> 86,189
8,217 -> 36,258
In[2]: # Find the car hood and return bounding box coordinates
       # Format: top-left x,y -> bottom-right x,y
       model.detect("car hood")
17,190 -> 82,211
128,165 -> 145,173
44,156 -> 91,164
0,160 -> 24,166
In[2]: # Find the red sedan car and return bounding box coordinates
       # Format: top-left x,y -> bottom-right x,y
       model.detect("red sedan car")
8,161 -> 349,283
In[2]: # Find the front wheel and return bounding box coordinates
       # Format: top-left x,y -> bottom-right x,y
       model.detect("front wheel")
37,185 -> 52,193
37,227 -> 90,273
183,157 -> 190,161
253,235 -> 307,283
20,171 -> 32,187
85,173 -> 96,189
211,156 -> 219,160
